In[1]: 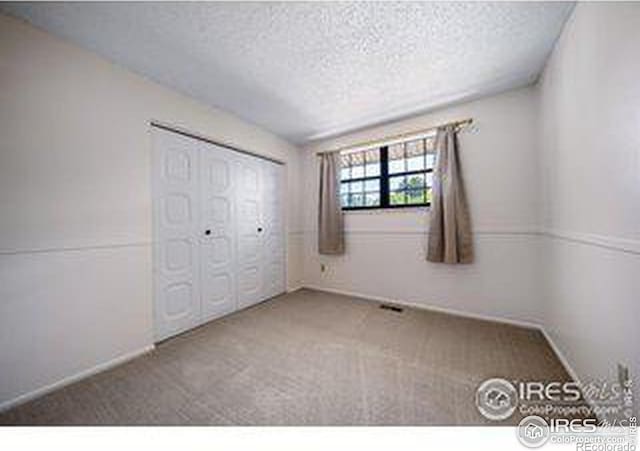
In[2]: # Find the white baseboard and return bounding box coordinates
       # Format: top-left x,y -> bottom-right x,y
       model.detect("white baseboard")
538,328 -> 580,384
286,285 -> 304,293
0,344 -> 155,413
539,328 -> 602,420
302,284 -> 542,330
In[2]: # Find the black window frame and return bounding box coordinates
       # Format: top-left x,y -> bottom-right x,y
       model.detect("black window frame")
341,143 -> 434,211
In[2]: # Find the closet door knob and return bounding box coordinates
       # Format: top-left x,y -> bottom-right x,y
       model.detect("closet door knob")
257,227 -> 263,233
204,229 -> 211,236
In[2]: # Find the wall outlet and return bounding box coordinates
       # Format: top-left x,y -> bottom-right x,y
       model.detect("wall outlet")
618,363 -> 630,386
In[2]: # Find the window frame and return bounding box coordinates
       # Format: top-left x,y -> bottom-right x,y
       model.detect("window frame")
341,144 -> 434,211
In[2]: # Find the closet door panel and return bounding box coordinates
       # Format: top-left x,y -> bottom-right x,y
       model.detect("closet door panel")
152,129 -> 201,341
261,160 -> 286,299
199,144 -> 237,322
153,126 -> 286,340
235,154 -> 264,309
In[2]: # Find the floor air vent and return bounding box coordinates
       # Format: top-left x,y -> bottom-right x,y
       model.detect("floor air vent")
379,304 -> 403,313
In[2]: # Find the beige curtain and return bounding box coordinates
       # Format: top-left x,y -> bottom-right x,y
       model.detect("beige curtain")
426,125 -> 473,264
318,151 -> 345,255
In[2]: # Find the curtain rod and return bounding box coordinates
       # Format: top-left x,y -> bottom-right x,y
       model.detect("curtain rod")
316,117 -> 473,155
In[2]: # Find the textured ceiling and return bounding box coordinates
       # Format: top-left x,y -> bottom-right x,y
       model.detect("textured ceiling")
2,2 -> 574,144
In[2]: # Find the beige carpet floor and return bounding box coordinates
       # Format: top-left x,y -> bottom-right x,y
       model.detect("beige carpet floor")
0,288 -> 574,425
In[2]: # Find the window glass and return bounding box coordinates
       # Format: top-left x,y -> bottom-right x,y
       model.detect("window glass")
365,192 -> 380,206
389,191 -> 406,205
389,175 -> 405,191
407,173 -> 425,189
407,189 -> 426,204
426,172 -> 433,187
365,149 -> 380,177
350,193 -> 364,207
340,154 -> 351,180
339,137 -> 433,210
406,139 -> 425,171
364,179 -> 379,192
388,143 -> 405,174
350,180 -> 364,193
339,148 -> 381,208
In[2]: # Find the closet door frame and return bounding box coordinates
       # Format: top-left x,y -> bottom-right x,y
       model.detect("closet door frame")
151,122 -> 287,342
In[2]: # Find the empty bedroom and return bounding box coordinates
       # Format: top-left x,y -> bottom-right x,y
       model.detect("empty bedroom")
0,1 -> 638,450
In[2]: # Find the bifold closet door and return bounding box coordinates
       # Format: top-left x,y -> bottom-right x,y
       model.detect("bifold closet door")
235,153 -> 265,309
261,160 -> 286,299
199,143 -> 238,323
235,155 -> 286,309
152,129 -> 202,341
153,126 -> 286,342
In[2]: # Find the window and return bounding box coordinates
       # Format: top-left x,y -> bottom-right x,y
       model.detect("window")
340,134 -> 436,210
340,149 -> 381,208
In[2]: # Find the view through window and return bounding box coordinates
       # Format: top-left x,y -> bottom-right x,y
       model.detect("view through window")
340,134 -> 436,210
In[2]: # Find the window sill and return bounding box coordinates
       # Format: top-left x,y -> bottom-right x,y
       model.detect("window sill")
342,206 -> 430,215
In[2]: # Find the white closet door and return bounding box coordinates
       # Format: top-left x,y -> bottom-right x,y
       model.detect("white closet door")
152,129 -> 201,341
153,126 -> 287,340
199,143 -> 237,322
235,153 -> 264,309
261,160 -> 286,299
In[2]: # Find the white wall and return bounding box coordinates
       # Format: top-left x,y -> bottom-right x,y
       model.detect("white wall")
538,3 -> 640,412
301,87 -> 544,326
0,14 -> 303,409
3,3 -> 638,419
300,4 -> 640,412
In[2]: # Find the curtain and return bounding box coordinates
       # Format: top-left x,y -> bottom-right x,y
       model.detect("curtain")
318,151 -> 345,255
426,125 -> 473,264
